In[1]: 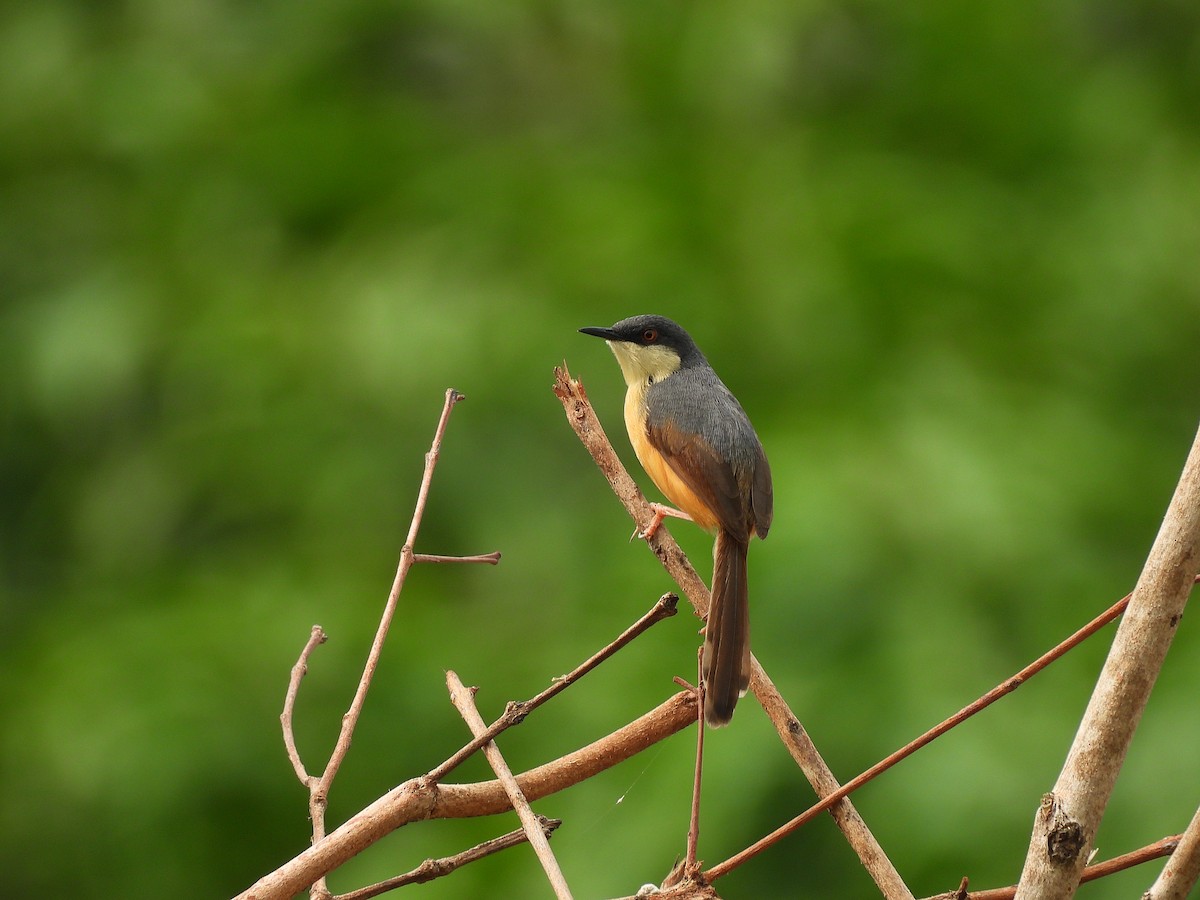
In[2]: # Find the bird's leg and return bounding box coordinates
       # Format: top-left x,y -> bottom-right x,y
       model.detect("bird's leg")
634,502 -> 692,541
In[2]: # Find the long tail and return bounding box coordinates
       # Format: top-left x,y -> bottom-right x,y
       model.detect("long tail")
703,529 -> 751,727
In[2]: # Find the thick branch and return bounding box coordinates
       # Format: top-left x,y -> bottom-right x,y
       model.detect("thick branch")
235,691 -> 697,900
555,366 -> 913,900
1015,421 -> 1200,899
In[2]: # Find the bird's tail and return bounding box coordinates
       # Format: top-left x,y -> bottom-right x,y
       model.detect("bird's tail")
703,529 -> 751,727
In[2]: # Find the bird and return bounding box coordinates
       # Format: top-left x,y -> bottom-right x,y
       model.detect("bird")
580,315 -> 772,726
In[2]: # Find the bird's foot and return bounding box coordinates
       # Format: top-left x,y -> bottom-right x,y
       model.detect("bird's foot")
632,502 -> 692,541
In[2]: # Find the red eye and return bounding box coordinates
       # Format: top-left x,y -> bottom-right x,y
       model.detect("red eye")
642,328 -> 658,343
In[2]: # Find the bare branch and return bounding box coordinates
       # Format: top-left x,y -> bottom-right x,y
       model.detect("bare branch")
685,647 -> 705,877
333,818 -> 561,900
923,833 -> 1182,900
555,365 -> 913,900
236,690 -> 698,900
1144,804 -> 1200,900
268,389 -> 469,898
412,552 -> 502,565
705,583 -> 1138,881
322,389 -> 466,789
428,592 -> 679,784
281,626 -> 329,784
447,671 -> 573,899
607,877 -> 722,900
1015,422 -> 1200,899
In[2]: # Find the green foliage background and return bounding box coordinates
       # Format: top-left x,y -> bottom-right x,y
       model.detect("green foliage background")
3,1 -> 1199,897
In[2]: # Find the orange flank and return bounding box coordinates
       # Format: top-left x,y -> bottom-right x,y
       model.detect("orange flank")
625,390 -> 720,532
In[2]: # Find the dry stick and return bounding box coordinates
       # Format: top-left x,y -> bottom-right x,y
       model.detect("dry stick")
1143,804 -> 1200,900
334,817 -> 561,900
1015,422 -> 1200,900
555,365 -> 915,900
323,388 -> 468,786
282,625 -> 329,783
412,552 -> 503,564
429,591 -> 679,784
307,392 -> 471,876
685,647 -> 706,876
273,389 -> 495,898
705,581 -> 1146,882
238,693 -> 698,900
447,671 -> 574,900
240,605 -> 693,900
921,833 -> 1182,900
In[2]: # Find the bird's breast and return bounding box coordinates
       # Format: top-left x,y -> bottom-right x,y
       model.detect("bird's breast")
623,379 -> 721,531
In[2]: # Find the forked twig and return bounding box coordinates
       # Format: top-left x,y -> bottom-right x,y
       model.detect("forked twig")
275,389 -> 499,895
333,817 -> 561,900
447,671 -> 574,900
240,627 -> 695,899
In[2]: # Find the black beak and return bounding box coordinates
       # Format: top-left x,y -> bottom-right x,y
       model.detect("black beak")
579,326 -> 618,340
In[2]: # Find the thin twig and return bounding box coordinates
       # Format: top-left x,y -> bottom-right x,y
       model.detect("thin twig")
447,671 -> 574,900
1143,804 -> 1200,900
428,592 -> 679,784
281,626 -> 329,784
1016,422 -> 1200,899
412,552 -> 502,565
279,389 -> 470,898
922,833 -> 1181,900
685,646 -> 705,876
555,365 -> 914,900
705,583 -> 1143,881
333,817 -> 561,900
323,389 -> 466,786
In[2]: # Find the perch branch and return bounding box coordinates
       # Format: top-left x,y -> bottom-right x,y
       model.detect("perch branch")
447,671 -> 573,899
334,817 -> 561,900
705,579 -> 1149,881
1015,421 -> 1200,899
1143,803 -> 1200,900
555,365 -> 913,899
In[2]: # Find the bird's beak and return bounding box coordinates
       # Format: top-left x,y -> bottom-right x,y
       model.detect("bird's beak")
579,326 -> 618,340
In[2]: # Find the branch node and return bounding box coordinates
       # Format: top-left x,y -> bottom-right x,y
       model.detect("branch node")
505,700 -> 530,726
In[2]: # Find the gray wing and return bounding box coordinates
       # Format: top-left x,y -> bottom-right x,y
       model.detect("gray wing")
645,368 -> 772,540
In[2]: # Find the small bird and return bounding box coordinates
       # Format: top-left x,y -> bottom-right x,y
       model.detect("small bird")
580,315 -> 773,726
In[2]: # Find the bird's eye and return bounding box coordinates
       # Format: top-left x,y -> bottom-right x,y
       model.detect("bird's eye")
642,328 -> 658,343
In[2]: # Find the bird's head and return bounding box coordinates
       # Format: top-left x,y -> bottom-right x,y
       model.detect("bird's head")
579,315 -> 703,387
